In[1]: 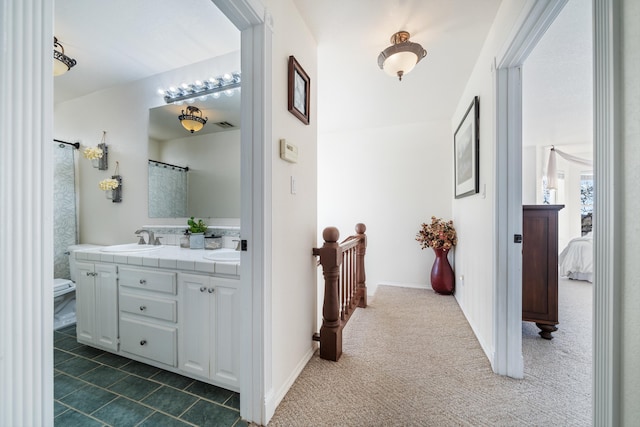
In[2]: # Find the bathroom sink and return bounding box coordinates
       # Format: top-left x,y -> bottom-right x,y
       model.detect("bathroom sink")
203,249 -> 240,262
100,243 -> 164,253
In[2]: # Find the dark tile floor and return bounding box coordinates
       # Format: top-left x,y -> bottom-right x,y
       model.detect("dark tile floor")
54,325 -> 246,427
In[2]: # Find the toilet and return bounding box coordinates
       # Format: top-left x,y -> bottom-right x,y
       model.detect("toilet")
53,244 -> 102,330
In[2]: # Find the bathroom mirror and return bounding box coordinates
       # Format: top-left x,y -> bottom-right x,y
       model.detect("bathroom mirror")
148,94 -> 241,218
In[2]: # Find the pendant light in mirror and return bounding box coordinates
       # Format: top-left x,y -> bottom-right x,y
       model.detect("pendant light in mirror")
178,106 -> 208,133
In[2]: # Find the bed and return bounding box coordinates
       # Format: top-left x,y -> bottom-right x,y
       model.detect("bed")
558,232 -> 593,282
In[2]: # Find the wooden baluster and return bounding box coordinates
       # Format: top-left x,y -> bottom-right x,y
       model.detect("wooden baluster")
343,250 -> 349,317
316,227 -> 343,361
355,223 -> 367,308
340,252 -> 345,320
348,248 -> 356,313
312,223 -> 367,361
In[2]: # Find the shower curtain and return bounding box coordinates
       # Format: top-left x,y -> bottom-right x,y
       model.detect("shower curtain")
148,160 -> 188,218
53,143 -> 78,279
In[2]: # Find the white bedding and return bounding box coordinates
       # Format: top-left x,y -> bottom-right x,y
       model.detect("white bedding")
558,232 -> 593,282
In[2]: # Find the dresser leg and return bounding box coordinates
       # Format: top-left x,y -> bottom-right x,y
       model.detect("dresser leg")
536,323 -> 558,340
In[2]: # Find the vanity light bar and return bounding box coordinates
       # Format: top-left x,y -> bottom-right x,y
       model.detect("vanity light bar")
161,72 -> 241,104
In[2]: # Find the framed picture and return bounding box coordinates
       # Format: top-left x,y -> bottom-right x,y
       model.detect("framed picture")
454,96 -> 480,198
288,55 -> 310,125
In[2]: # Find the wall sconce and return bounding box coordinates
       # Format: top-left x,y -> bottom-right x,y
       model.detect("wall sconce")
82,131 -> 109,170
99,162 -> 122,203
377,31 -> 427,81
160,72 -> 241,104
179,106 -> 208,133
53,37 -> 77,76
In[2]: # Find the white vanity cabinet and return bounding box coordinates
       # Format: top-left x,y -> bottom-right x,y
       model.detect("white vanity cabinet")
179,273 -> 241,391
118,267 -> 178,367
75,262 -> 118,351
72,244 -> 241,393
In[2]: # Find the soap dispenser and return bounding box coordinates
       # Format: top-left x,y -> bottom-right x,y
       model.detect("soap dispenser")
180,230 -> 190,248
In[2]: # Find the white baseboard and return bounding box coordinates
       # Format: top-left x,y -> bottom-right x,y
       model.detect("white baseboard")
264,344 -> 316,424
375,281 -> 430,291
454,294 -> 495,369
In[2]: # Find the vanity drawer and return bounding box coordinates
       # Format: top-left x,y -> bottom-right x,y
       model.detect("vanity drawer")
119,267 -> 176,295
120,292 -> 176,323
120,317 -> 177,367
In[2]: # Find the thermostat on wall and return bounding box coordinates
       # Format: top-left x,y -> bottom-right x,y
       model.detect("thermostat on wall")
280,139 -> 298,163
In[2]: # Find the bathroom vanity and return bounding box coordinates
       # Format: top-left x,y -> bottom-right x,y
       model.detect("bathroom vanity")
73,245 -> 240,391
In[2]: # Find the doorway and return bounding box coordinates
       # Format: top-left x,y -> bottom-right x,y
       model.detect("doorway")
496,0 -> 619,423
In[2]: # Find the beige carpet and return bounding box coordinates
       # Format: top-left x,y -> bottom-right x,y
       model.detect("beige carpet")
267,278 -> 592,426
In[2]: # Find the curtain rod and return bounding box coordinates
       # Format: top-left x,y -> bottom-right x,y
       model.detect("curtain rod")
53,139 -> 80,149
148,159 -> 189,172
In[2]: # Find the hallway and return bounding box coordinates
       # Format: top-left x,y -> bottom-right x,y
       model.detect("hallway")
268,279 -> 591,426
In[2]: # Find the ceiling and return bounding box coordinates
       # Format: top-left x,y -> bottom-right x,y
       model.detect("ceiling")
522,0 -> 593,154
53,0 -> 240,105
292,0 -> 503,133
54,0 -> 502,134
54,0 -> 591,150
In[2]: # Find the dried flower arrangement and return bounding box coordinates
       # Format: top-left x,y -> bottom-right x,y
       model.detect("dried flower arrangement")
416,216 -> 458,251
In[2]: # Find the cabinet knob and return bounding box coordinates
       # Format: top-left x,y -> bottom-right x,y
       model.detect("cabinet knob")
200,286 -> 207,292
140,339 -> 147,346
139,279 -> 147,285
208,287 -> 215,293
139,306 -> 146,311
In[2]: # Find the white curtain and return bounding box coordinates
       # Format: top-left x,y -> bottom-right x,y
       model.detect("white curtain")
546,147 -> 593,190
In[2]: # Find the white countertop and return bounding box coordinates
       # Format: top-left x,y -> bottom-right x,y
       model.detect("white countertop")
73,245 -> 240,276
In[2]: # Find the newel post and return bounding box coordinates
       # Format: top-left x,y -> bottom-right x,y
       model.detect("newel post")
316,227 -> 342,361
355,223 -> 367,308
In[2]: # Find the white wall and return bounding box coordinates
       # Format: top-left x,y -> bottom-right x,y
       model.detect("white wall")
451,1 -> 528,362
264,0 -> 319,418
622,0 -> 640,421
54,52 -> 240,244
522,146 -> 537,204
318,121 -> 452,293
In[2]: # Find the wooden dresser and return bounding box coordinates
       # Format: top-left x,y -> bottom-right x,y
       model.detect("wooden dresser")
522,204 -> 564,339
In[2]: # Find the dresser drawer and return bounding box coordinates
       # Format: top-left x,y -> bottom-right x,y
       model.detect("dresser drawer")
119,267 -> 176,295
120,292 -> 176,323
120,317 -> 177,367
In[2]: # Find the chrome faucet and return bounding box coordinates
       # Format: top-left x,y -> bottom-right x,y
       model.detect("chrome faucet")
135,229 -> 155,245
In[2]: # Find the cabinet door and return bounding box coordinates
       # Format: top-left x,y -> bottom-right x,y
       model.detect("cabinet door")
178,273 -> 211,378
75,262 -> 96,345
95,263 -> 118,351
212,278 -> 240,389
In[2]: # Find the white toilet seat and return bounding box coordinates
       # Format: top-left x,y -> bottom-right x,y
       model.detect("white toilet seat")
53,278 -> 75,297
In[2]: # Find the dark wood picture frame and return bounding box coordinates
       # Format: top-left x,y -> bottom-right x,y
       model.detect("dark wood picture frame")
454,96 -> 480,198
288,55 -> 310,125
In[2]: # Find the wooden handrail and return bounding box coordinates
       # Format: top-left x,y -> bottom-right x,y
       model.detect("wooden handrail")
312,223 -> 367,361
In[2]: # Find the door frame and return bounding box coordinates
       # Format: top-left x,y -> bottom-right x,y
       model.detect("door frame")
212,1 -> 273,424
496,0 -> 620,424
494,0 -> 568,379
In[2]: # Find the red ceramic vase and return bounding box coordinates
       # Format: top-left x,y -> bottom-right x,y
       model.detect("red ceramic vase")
430,247 -> 455,295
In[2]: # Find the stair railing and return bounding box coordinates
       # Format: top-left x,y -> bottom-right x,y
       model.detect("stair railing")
312,223 -> 367,361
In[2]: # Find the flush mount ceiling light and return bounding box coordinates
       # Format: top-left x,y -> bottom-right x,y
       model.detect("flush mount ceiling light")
53,36 -> 77,76
179,106 -> 208,133
161,72 -> 241,104
377,31 -> 427,81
